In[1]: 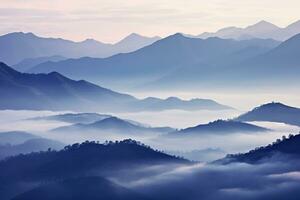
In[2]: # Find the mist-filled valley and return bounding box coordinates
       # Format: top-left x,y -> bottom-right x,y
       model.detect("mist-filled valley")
1,3 -> 300,198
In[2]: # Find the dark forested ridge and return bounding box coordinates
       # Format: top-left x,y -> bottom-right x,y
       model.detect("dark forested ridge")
0,139 -> 188,200
219,133 -> 300,164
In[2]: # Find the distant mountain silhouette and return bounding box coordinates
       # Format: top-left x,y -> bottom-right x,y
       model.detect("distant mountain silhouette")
0,62 -> 232,112
32,113 -> 112,124
52,117 -> 174,134
0,139 -> 188,199
231,33 -> 300,78
236,102 -> 300,126
197,20 -> 300,41
219,133 -> 300,164
252,33 -> 300,70
152,33 -> 300,89
172,120 -> 269,136
0,62 -> 136,112
12,176 -> 150,200
0,131 -> 38,145
113,33 -> 161,54
131,97 -> 233,111
0,138 -> 64,160
0,32 -> 160,65
27,33 -> 279,89
13,55 -> 66,72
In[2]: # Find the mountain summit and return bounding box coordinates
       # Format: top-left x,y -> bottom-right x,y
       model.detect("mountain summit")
236,102 -> 300,126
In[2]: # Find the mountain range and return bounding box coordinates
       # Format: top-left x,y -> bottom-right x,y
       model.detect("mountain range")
27,33 -> 280,89
0,32 -> 160,65
171,120 -> 269,136
0,139 -> 188,200
0,62 -> 135,111
236,102 -> 300,127
197,20 -> 300,41
0,62 -> 231,112
52,117 -> 175,135
31,113 -> 112,124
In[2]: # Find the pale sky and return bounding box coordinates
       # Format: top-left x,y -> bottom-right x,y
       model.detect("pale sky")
0,0 -> 300,43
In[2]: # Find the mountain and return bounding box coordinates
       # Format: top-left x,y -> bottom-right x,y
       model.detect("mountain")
113,33 -> 161,53
0,62 -> 233,112
153,33 -> 300,90
198,20 -> 300,41
236,102 -> 300,126
0,62 -> 136,112
12,176 -> 150,200
0,140 -> 188,200
28,33 -> 279,89
0,32 -> 160,65
128,97 -> 233,111
0,139 -> 188,178
0,138 -> 64,160
32,113 -> 112,124
13,55 -> 66,72
220,133 -> 300,164
52,117 -> 175,135
172,120 -> 269,136
0,131 -> 38,145
256,33 -> 300,68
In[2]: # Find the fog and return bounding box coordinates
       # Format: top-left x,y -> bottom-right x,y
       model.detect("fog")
97,155 -> 300,200
132,89 -> 300,111
1,107 -> 300,199
117,109 -> 240,129
0,108 -> 299,162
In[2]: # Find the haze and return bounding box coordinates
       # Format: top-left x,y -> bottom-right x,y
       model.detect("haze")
1,0 -> 300,43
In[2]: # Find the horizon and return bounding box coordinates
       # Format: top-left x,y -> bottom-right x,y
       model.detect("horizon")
1,0 -> 300,43
1,19 -> 300,44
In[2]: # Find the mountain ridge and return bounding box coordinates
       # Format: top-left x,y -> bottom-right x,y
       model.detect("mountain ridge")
197,19 -> 300,41
172,120 -> 269,136
235,102 -> 300,126
27,33 -> 280,89
0,32 -> 160,65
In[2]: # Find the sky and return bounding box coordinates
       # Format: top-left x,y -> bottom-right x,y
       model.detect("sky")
0,0 -> 300,43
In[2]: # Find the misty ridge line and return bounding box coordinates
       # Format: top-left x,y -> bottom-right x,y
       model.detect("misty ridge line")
14,27 -> 299,92
0,62 -> 234,113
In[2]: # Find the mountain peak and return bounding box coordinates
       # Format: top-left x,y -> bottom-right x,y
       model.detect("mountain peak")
90,117 -> 131,127
236,102 -> 300,126
3,32 -> 37,39
127,33 -> 143,38
163,33 -> 187,41
175,119 -> 268,136
246,20 -> 280,31
117,33 -> 150,43
114,33 -> 161,48
171,33 -> 185,38
253,102 -> 294,111
47,71 -> 67,79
